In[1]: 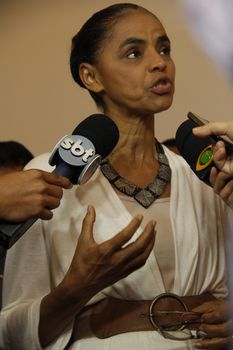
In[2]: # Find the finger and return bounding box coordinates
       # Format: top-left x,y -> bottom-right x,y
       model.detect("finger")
194,336 -> 233,350
42,171 -> 72,189
192,300 -> 232,324
212,171 -> 231,194
212,142 -> 233,178
104,215 -> 144,253
120,239 -> 155,277
193,122 -> 230,138
213,141 -> 226,161
210,167 -> 218,187
122,220 -> 156,257
79,205 -> 96,244
200,320 -> 233,338
38,208 -> 54,220
46,185 -> 63,200
192,301 -> 214,313
213,141 -> 227,170
219,179 -> 233,201
113,222 -> 156,278
117,221 -> 156,267
41,195 -> 61,210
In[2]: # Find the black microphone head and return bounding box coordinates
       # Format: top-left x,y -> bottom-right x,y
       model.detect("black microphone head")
72,114 -> 119,159
49,114 -> 119,185
175,119 -> 214,184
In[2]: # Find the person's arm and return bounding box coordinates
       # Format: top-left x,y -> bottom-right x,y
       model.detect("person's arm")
39,205 -> 156,347
0,169 -> 71,221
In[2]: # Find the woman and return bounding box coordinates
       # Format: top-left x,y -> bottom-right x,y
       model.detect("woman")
1,3 -> 232,350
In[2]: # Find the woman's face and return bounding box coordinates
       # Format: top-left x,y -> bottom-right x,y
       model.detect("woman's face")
95,9 -> 175,116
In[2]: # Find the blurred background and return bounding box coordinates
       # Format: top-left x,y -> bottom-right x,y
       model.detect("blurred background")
1,0 -> 233,156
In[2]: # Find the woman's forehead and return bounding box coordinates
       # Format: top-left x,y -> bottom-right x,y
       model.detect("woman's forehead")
108,9 -> 166,43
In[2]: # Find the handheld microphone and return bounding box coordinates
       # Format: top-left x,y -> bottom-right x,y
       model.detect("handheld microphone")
0,114 -> 119,249
50,113 -> 119,184
175,112 -> 233,184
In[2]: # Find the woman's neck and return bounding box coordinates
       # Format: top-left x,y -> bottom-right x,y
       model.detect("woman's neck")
104,111 -> 160,187
108,112 -> 155,158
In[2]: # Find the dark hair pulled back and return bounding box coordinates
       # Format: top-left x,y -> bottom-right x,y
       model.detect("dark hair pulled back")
70,3 -> 140,109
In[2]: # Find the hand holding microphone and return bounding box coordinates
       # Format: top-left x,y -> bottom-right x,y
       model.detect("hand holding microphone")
193,121 -> 233,176
0,170 -> 71,222
0,114 -> 119,249
192,120 -> 233,209
176,113 -> 233,209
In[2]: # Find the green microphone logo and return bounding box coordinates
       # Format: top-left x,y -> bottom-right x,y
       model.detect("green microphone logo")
196,145 -> 213,171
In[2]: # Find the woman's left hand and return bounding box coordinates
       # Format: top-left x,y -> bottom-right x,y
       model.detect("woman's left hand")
191,299 -> 233,349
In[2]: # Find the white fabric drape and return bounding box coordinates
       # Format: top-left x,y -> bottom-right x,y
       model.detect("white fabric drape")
0,147 -> 231,350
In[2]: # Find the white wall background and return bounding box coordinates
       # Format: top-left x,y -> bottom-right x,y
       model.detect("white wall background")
1,0 -> 233,156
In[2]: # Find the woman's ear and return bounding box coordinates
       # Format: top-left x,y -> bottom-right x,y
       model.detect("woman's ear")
79,63 -> 103,93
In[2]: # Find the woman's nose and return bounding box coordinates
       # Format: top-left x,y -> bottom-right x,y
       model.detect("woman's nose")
149,52 -> 167,72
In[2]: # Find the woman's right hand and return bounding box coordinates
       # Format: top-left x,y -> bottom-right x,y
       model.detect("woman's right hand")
63,205 -> 156,300
39,206 -> 156,347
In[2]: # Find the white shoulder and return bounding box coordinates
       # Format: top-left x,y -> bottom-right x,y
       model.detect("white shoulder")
24,152 -> 55,172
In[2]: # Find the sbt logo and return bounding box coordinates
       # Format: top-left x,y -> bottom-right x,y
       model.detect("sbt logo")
59,135 -> 96,166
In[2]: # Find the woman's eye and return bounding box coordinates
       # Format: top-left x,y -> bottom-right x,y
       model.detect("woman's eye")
126,50 -> 141,59
160,46 -> 171,56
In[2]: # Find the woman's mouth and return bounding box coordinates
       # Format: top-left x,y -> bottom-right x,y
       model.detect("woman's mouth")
150,78 -> 173,95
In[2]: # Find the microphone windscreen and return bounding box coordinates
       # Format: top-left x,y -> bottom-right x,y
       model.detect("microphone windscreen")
72,114 -> 119,159
175,119 -> 214,183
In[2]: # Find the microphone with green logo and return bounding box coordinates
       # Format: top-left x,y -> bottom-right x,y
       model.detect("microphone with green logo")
175,112 -> 233,185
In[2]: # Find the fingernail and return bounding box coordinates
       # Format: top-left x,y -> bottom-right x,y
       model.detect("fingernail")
137,214 -> 143,222
87,205 -> 92,213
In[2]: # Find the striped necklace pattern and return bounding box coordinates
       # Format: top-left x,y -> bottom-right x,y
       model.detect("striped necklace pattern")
100,141 -> 171,208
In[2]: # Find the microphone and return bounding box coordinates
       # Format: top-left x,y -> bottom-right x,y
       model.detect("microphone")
50,113 -> 119,185
0,114 -> 119,250
175,112 -> 233,184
